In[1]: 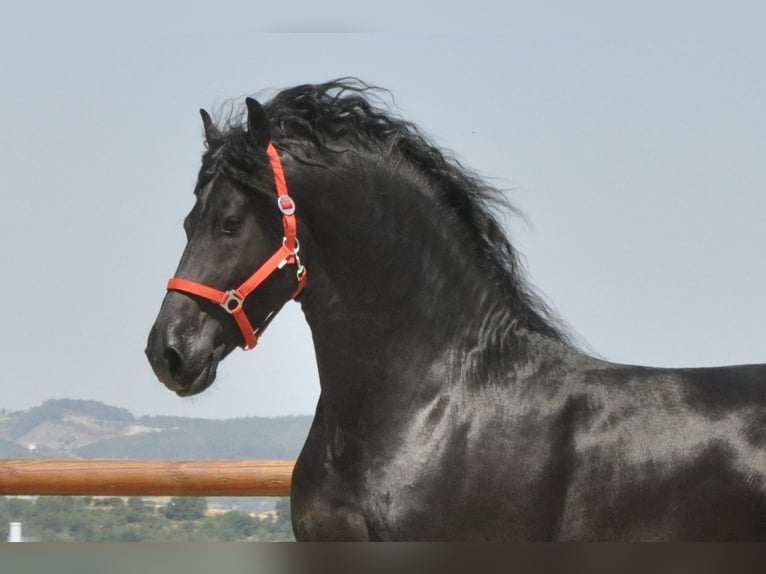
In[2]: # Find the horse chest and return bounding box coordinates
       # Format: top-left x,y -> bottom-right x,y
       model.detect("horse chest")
291,419 -> 455,540
293,410 -> 558,540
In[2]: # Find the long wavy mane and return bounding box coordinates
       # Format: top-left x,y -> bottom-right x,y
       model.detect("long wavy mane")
201,79 -> 570,344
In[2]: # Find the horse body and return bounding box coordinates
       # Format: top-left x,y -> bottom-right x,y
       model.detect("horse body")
294,301 -> 766,540
146,80 -> 766,540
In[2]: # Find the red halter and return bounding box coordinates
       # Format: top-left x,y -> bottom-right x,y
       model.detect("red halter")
166,142 -> 307,349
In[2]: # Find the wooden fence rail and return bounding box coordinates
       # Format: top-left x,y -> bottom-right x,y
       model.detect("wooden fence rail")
0,459 -> 295,497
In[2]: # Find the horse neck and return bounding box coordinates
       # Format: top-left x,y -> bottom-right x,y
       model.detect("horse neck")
286,151 -> 534,406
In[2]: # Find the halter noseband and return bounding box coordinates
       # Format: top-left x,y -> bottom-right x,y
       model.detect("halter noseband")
166,142 -> 307,350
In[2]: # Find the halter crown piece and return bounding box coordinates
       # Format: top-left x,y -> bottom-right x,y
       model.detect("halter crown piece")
166,142 -> 307,349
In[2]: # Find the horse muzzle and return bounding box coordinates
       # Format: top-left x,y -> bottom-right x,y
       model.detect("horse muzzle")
145,308 -> 230,397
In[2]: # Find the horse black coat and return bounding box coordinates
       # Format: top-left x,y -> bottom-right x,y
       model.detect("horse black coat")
146,80 -> 766,540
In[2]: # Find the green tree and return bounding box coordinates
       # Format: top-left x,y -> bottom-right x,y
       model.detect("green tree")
262,497 -> 294,541
1,495 -> 296,541
214,510 -> 258,540
33,496 -> 78,534
122,496 -> 149,523
164,497 -> 207,520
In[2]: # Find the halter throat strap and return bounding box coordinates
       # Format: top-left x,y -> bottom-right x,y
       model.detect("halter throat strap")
166,142 -> 307,350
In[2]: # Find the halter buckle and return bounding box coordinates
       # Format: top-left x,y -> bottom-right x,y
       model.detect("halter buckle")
277,195 -> 296,215
221,290 -> 244,314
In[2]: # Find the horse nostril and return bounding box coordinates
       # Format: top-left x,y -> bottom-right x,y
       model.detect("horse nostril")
164,346 -> 183,377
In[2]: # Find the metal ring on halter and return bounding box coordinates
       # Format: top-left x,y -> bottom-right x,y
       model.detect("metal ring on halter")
221,290 -> 244,314
282,236 -> 300,254
277,195 -> 296,215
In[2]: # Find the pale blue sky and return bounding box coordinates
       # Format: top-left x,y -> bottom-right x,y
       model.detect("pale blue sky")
1,2 -> 764,418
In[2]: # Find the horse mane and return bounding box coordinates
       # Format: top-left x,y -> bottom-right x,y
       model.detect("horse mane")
203,79 -> 571,344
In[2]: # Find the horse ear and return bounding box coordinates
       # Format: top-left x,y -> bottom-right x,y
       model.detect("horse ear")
245,97 -> 271,147
200,109 -> 218,143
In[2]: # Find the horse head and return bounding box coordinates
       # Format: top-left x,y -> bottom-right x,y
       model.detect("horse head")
145,98 -> 305,396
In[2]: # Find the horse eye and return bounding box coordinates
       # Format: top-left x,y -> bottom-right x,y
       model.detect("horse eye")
221,216 -> 242,235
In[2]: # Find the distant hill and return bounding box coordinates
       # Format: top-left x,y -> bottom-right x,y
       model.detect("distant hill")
0,399 -> 312,460
0,437 -> 31,458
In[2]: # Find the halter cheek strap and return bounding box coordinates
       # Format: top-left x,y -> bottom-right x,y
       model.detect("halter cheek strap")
166,142 -> 307,350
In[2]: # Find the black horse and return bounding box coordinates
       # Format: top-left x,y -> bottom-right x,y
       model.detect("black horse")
146,80 -> 766,541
